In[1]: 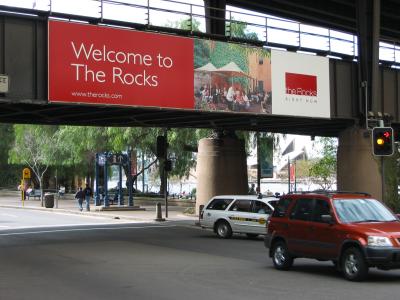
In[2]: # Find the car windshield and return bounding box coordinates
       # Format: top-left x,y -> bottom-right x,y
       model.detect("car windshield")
333,198 -> 397,223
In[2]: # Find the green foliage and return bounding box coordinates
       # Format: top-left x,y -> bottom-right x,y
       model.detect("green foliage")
57,126 -> 109,164
0,124 -> 14,165
309,137 -> 337,190
4,123 -> 256,194
227,19 -> 260,41
167,128 -> 210,178
0,164 -> 23,188
164,18 -> 201,32
10,125 -> 60,202
383,153 -> 400,213
106,127 -> 161,155
10,125 -> 59,166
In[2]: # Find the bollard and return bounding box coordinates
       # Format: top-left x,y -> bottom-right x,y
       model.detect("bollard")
155,202 -> 165,222
196,204 -> 204,226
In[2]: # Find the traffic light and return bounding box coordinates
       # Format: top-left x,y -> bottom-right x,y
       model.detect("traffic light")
372,127 -> 394,156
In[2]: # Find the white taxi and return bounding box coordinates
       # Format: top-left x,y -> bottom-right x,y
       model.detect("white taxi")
199,195 -> 278,238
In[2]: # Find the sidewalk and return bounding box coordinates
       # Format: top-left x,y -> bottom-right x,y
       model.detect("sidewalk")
0,190 -> 198,223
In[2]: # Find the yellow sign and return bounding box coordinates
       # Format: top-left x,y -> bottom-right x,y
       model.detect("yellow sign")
22,168 -> 31,179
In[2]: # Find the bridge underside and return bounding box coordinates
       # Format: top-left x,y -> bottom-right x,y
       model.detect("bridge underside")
0,100 -> 354,137
0,4 -> 398,137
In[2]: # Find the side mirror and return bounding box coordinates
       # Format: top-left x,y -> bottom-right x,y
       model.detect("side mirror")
321,214 -> 334,224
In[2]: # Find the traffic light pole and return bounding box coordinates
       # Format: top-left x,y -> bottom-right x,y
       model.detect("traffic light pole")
163,129 -> 168,218
381,156 -> 385,203
287,157 -> 291,193
256,132 -> 261,193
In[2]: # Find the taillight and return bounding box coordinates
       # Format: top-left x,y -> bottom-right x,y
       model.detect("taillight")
266,219 -> 271,232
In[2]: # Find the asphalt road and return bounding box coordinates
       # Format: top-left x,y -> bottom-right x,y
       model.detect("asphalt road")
1,218 -> 400,300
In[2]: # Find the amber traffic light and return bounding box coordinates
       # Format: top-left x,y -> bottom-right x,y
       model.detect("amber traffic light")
372,127 -> 394,156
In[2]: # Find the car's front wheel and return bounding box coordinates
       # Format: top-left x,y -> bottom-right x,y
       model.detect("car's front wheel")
271,241 -> 293,270
215,220 -> 232,239
341,247 -> 368,281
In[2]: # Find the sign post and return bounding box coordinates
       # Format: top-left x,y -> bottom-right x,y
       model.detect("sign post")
21,168 -> 31,207
20,179 -> 25,206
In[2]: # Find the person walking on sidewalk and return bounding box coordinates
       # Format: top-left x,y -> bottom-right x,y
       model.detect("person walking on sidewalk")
75,187 -> 84,211
83,183 -> 93,212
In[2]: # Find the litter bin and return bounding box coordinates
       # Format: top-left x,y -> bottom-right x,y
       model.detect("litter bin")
44,193 -> 54,208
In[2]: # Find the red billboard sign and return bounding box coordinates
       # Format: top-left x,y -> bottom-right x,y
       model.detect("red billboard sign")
285,72 -> 317,97
48,20 -> 194,108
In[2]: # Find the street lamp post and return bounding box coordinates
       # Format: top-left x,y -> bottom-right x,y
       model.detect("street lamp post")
95,153 -> 100,206
127,146 -> 134,207
103,152 -> 110,207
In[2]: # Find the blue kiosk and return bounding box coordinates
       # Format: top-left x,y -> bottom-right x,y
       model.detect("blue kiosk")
94,152 -> 134,207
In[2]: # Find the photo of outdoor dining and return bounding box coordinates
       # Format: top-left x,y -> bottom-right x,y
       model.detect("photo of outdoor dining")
194,39 -> 272,114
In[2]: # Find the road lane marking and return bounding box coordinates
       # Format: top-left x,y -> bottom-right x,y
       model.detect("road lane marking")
0,224 -> 177,236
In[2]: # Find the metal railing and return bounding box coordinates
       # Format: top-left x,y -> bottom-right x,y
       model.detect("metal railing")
1,0 -> 399,66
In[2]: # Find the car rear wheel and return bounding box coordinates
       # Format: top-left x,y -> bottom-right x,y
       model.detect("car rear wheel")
215,220 -> 232,239
272,241 -> 293,270
342,247 -> 368,281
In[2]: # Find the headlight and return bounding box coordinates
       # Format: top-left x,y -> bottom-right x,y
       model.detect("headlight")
367,236 -> 393,247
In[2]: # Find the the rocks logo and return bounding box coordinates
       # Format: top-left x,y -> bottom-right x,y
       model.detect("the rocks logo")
285,72 -> 317,97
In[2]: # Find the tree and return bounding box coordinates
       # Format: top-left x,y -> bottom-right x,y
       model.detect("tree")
9,125 -> 59,206
309,137 -> 337,190
294,159 -> 315,190
383,152 -> 400,213
0,124 -> 14,165
56,126 -> 111,184
0,124 -> 19,187
227,18 -> 260,41
7,123 -> 255,197
164,18 -> 201,32
108,127 -> 211,194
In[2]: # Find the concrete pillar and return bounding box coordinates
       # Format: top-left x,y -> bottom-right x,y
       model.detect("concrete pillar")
196,137 -> 248,214
356,0 -> 381,117
337,126 -> 382,199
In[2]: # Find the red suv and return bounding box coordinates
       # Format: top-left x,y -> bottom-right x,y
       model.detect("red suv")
265,191 -> 400,281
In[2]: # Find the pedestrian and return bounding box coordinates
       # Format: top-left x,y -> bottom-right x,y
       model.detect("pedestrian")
75,187 -> 84,211
83,183 -> 93,211
249,183 -> 256,195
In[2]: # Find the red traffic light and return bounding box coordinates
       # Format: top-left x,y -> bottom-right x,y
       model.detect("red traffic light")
383,131 -> 391,138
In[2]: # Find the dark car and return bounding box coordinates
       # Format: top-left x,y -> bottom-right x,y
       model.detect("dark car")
265,191 -> 400,281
